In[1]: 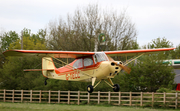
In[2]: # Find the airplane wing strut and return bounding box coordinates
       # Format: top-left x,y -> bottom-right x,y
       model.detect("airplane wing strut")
124,53 -> 144,66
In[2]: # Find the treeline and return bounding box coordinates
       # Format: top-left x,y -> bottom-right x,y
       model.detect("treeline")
0,4 -> 179,92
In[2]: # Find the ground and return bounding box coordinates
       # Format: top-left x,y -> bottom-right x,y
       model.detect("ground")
0,102 -> 178,111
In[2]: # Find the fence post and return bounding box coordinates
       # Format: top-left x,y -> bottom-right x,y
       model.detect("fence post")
39,90 -> 41,103
175,92 -> 178,109
108,91 -> 110,104
140,92 -> 143,106
3,89 -> 6,102
163,92 -> 166,106
58,90 -> 60,103
152,92 -> 154,107
78,91 -> 80,105
98,91 -> 100,104
68,90 -> 70,104
88,92 -> 90,104
21,90 -> 23,103
118,92 -> 121,105
12,89 -> 14,103
30,90 -> 32,103
49,90 -> 51,103
130,92 -> 132,106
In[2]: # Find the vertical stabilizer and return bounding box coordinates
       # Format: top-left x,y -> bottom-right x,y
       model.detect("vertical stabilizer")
42,57 -> 56,78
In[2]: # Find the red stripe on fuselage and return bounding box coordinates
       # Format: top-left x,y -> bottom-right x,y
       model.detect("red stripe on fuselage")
56,62 -> 102,76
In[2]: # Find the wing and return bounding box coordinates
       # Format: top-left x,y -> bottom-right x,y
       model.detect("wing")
105,48 -> 175,56
3,50 -> 95,58
3,48 -> 175,58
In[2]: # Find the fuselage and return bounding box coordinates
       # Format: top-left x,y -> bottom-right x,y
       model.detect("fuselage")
44,52 -> 122,82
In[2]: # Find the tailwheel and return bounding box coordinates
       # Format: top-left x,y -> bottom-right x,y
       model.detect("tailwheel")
44,78 -> 48,85
113,84 -> 120,92
87,85 -> 93,93
44,81 -> 47,85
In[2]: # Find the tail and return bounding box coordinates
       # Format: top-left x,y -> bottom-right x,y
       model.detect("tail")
42,57 -> 56,78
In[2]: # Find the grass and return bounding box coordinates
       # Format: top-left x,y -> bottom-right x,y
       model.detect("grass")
0,102 -> 178,111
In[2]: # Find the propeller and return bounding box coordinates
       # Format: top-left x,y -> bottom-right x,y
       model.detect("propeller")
113,62 -> 131,74
107,55 -> 131,74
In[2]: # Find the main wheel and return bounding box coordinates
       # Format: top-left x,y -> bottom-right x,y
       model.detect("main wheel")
113,84 -> 120,92
87,85 -> 93,93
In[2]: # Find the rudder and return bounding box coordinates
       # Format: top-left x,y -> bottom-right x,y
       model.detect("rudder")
42,57 -> 56,78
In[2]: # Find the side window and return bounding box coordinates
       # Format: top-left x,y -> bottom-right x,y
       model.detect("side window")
73,59 -> 83,68
84,57 -> 93,67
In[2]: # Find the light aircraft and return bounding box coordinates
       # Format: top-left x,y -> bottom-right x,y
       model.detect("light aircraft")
3,48 -> 175,93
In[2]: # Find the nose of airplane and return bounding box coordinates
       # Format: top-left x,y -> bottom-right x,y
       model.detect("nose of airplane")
110,61 -> 131,74
109,62 -> 122,76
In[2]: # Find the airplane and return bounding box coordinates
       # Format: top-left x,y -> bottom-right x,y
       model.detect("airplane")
3,48 -> 175,93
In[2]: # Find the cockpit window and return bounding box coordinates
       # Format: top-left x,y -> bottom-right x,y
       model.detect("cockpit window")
73,54 -> 107,68
94,52 -> 109,62
84,57 -> 93,67
73,59 -> 83,68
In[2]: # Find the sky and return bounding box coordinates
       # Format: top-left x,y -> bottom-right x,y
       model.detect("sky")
0,0 -> 180,47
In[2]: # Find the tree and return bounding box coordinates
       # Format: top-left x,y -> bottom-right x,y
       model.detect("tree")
0,56 -> 42,89
0,48 -> 4,69
172,44 -> 180,59
47,4 -> 137,51
0,31 -> 19,52
0,29 -> 47,90
143,37 -> 174,59
147,37 -> 173,49
8,29 -> 46,50
0,31 -> 19,68
45,4 -> 138,91
118,54 -> 175,92
117,37 -> 176,92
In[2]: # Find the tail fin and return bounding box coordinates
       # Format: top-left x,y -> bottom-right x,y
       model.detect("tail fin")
42,57 -> 56,78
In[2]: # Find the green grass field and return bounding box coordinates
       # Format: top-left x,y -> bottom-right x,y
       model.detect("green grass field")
0,102 -> 178,111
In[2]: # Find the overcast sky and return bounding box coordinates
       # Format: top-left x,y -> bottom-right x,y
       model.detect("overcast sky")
0,0 -> 180,48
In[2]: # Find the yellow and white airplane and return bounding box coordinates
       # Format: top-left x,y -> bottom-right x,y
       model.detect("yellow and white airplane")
3,48 -> 175,93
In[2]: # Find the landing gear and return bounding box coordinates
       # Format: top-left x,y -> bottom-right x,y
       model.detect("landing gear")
113,84 -> 120,92
44,78 -> 48,85
87,85 -> 93,93
87,77 -> 101,93
86,77 -> 120,93
104,78 -> 120,92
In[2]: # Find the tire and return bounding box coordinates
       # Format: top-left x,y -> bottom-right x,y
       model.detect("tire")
87,85 -> 93,93
44,81 -> 47,85
44,78 -> 48,85
113,84 -> 120,92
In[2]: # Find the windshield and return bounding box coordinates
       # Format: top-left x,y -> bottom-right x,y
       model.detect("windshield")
94,52 -> 109,62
